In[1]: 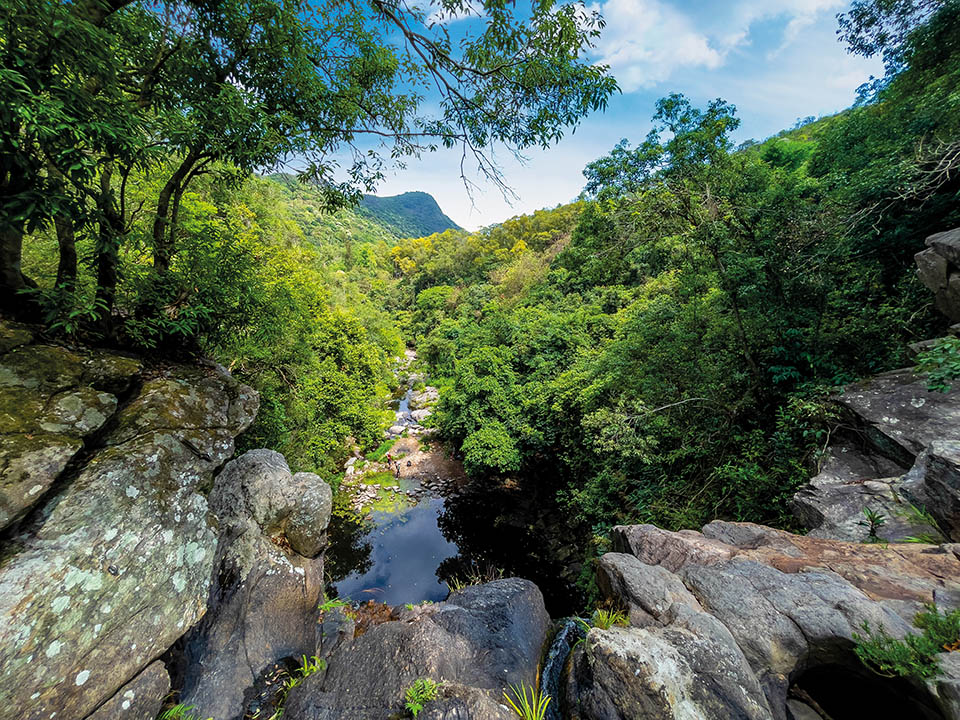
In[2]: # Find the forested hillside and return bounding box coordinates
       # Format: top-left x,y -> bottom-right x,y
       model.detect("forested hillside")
6,0 -> 960,557
360,191 -> 461,237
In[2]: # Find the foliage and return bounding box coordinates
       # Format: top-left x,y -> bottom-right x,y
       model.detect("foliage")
404,678 -> 442,718
854,604 -> 960,680
158,705 -> 212,720
589,608 -> 629,630
916,336 -> 960,392
502,679 -> 551,720
859,507 -> 888,543
359,192 -> 460,239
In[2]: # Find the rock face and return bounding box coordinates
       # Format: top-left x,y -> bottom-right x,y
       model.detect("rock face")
0,321 -> 141,530
569,521 -> 960,720
86,661 -> 170,720
0,324 -> 258,720
792,368 -> 960,543
179,449 -> 332,720
917,228 -> 960,322
284,578 -> 550,720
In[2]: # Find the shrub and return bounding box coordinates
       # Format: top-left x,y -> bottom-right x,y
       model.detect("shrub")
854,604 -> 960,680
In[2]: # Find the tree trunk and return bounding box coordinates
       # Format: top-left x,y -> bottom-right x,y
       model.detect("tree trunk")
94,162 -> 124,335
0,224 -> 26,311
55,214 -> 78,291
152,152 -> 197,272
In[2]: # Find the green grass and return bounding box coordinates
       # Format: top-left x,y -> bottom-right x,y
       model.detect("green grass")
854,604 -> 960,681
367,437 -> 398,462
588,608 -> 629,630
404,677 -> 442,717
502,679 -> 551,720
265,655 -> 328,720
318,595 -> 352,613
159,705 -> 212,720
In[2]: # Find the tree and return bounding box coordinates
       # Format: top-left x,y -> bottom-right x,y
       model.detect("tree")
1,0 -> 618,321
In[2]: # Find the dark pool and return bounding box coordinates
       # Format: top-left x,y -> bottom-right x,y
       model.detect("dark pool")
330,497 -> 456,605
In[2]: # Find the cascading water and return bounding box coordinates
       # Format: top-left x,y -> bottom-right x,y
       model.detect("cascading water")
539,617 -> 586,720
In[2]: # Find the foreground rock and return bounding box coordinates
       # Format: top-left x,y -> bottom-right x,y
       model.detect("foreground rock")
0,328 -> 258,720
284,578 -> 550,720
179,449 -> 332,720
569,521 -> 960,720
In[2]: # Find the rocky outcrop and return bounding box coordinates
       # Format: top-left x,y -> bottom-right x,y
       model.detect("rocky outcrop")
0,324 -> 258,720
0,321 -> 141,530
569,521 -> 960,720
86,661 -> 170,720
284,578 -> 550,720
917,228 -> 960,322
792,368 -> 960,543
179,449 -> 332,720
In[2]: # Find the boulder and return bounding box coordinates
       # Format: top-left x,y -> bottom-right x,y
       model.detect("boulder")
0,333 -> 141,530
178,450 -> 332,720
918,228 -> 960,321
86,661 -> 170,720
284,578 -> 550,720
0,358 -> 257,720
575,521 -> 960,720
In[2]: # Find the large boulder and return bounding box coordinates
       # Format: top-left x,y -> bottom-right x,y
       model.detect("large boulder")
917,228 -> 960,321
571,521 -> 960,720
0,327 -> 141,530
284,578 -> 550,720
178,449 -> 332,720
0,342 -> 257,720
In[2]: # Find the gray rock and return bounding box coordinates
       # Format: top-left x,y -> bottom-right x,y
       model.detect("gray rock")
0,336 -> 140,530
568,608 -> 772,720
0,363 -> 257,720
86,661 -> 169,720
839,369 -> 960,465
592,522 -> 960,720
284,578 -> 550,720
179,450 -> 332,720
926,228 -> 960,269
919,229 -> 960,321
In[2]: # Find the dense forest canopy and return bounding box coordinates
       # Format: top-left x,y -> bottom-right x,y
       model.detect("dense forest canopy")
7,0 -> 960,562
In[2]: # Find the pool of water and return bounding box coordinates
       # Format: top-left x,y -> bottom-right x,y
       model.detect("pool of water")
330,497 -> 457,605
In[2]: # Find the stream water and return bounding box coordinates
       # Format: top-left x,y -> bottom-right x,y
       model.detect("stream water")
325,352 -> 588,616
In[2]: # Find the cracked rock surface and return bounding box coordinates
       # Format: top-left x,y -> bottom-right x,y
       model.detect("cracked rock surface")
569,521 -> 960,720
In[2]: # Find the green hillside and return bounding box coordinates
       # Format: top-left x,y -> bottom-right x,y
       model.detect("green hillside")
359,191 -> 461,237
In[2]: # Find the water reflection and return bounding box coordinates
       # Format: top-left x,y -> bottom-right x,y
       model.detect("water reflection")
330,497 -> 456,605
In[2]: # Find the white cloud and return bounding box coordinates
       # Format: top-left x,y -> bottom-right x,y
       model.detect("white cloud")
589,0 -> 724,90
590,0 -> 849,90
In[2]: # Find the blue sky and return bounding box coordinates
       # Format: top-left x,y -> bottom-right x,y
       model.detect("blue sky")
371,0 -> 885,230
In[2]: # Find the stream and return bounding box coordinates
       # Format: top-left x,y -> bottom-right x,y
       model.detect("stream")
325,350 -> 588,617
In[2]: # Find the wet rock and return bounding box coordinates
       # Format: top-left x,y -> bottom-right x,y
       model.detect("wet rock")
580,521 -> 960,720
0,362 -> 256,720
284,578 -> 550,720
179,450 -> 332,720
86,661 -> 169,720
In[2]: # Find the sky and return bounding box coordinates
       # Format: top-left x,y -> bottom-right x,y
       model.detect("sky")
370,0 -> 885,230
